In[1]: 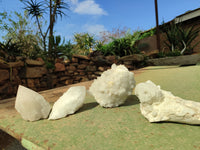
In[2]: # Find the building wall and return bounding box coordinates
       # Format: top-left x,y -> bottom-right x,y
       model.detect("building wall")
138,33 -> 169,53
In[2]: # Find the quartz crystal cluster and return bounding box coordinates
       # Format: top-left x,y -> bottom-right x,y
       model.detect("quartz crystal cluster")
89,64 -> 135,107
135,80 -> 200,125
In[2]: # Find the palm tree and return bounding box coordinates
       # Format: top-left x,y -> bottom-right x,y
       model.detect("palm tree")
22,0 -> 48,52
21,0 -> 69,60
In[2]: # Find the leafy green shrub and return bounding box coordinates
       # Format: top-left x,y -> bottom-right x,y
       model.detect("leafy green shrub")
162,22 -> 200,55
178,26 -> 200,55
73,33 -> 95,55
166,50 -> 181,57
45,61 -> 55,70
0,11 -> 43,59
157,52 -> 166,58
96,30 -> 142,57
157,50 -> 181,58
47,35 -> 75,62
0,39 -> 23,61
60,40 -> 74,60
96,42 -> 116,56
139,29 -> 156,40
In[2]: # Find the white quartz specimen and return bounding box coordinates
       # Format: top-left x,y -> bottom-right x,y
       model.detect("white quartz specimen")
135,80 -> 200,124
49,86 -> 86,120
89,64 -> 135,108
15,85 -> 51,121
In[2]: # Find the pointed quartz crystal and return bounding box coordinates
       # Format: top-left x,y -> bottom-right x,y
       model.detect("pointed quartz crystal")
49,86 -> 86,120
15,85 -> 51,121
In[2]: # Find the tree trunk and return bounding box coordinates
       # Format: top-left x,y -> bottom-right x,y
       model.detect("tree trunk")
36,16 -> 47,52
48,0 -> 53,61
48,0 -> 59,62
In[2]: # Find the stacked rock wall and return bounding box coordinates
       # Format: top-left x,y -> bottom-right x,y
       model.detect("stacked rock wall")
0,54 -> 145,100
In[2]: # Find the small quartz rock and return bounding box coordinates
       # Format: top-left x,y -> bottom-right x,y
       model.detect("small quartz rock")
49,86 -> 86,120
15,85 -> 51,121
89,64 -> 135,107
135,80 -> 200,125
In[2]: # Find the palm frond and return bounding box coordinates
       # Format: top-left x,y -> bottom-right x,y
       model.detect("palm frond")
22,0 -> 46,18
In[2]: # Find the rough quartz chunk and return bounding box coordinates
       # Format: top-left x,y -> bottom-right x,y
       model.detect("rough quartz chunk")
49,86 -> 86,120
15,85 -> 51,121
135,80 -> 200,125
89,64 -> 135,107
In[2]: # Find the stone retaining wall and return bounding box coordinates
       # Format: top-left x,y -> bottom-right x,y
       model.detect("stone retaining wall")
0,54 -> 145,100
147,54 -> 200,66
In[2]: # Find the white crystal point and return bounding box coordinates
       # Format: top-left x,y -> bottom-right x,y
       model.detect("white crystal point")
135,80 -> 200,125
89,64 -> 135,108
15,85 -> 51,121
49,86 -> 86,120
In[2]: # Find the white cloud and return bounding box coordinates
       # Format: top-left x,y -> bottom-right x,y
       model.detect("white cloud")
83,24 -> 107,36
70,0 -> 78,5
73,0 -> 107,15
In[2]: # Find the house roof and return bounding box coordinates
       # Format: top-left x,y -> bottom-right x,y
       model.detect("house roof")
175,7 -> 200,23
141,7 -> 200,34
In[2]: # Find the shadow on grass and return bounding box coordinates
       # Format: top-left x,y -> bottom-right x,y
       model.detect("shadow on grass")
78,102 -> 99,113
77,95 -> 139,114
122,95 -> 140,106
155,121 -> 200,126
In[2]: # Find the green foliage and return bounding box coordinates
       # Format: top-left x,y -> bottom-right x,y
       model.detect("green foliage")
111,38 -> 133,56
157,50 -> 181,58
139,28 -> 156,40
61,40 -> 75,60
21,0 -> 69,53
0,11 -> 43,59
162,22 -> 200,55
157,51 -> 166,58
0,39 -> 23,61
0,12 -> 9,31
178,26 -> 200,54
47,35 -> 75,62
22,0 -> 45,18
167,50 -> 181,57
45,61 -> 55,70
162,22 -> 180,51
73,33 -> 95,55
96,30 -> 142,57
96,42 -> 116,56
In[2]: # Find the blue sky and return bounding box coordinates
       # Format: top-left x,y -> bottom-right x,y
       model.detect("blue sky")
0,0 -> 200,41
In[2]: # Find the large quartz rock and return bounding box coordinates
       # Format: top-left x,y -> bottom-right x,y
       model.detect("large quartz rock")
89,64 -> 135,108
49,86 -> 86,120
135,80 -> 200,125
15,85 -> 51,121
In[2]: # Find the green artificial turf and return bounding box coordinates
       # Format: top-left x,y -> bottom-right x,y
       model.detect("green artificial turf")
0,65 -> 200,150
